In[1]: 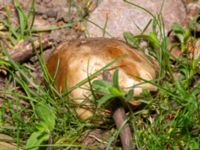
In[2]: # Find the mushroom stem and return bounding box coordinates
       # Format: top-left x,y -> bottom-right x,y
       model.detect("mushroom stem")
112,100 -> 135,150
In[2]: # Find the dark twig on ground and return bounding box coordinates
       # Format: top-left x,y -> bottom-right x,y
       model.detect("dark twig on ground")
10,37 -> 53,63
112,100 -> 135,150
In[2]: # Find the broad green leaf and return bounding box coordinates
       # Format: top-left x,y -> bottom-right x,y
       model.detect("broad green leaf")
133,34 -> 160,49
109,87 -> 125,97
125,90 -> 134,101
35,103 -> 56,131
92,79 -> 112,88
184,28 -> 190,39
172,23 -> 184,34
25,131 -> 49,150
92,80 -> 112,94
97,94 -> 115,107
149,32 -> 160,49
35,122 -> 49,132
176,34 -> 184,43
123,32 -> 139,47
113,69 -> 119,89
172,23 -> 186,44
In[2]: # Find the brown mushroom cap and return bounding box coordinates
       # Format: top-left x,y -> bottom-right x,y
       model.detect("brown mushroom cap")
46,38 -> 159,119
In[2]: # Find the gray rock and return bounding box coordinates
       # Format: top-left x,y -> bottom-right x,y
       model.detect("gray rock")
86,0 -> 186,39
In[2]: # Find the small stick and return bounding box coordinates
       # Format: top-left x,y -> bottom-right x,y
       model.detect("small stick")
112,100 -> 135,150
10,37 -> 53,63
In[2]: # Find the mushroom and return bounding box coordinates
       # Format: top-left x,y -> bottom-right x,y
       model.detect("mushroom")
46,38 -> 159,150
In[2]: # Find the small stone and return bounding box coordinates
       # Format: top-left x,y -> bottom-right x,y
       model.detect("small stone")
46,10 -> 58,19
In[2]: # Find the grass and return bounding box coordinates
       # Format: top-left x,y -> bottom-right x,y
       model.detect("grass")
0,0 -> 200,150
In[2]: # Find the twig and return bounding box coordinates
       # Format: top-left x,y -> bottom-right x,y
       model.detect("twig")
112,100 -> 135,150
10,37 -> 53,63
